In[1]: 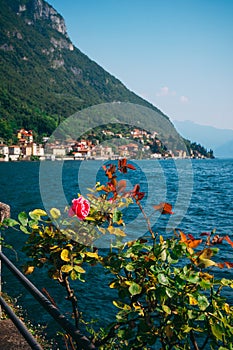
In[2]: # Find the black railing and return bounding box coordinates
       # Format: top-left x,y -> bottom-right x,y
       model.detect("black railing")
0,252 -> 97,350
0,295 -> 43,350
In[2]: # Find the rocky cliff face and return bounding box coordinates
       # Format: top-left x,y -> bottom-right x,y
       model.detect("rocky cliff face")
18,0 -> 68,37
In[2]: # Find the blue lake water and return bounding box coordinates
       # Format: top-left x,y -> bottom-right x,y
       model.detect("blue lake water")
1,158 -> 233,346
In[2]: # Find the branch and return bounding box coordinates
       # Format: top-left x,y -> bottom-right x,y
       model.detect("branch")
190,330 -> 199,350
63,275 -> 80,328
95,323 -> 120,347
136,199 -> 155,239
200,335 -> 209,350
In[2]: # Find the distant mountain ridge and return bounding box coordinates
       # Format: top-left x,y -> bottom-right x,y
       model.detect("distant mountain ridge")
0,0 -> 169,140
173,120 -> 233,158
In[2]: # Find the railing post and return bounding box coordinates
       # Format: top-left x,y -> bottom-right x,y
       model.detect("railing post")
0,234 -> 2,319
0,202 -> 11,319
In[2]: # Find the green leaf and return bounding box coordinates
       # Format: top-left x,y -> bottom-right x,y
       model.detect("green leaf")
165,287 -> 175,298
61,265 -> 73,273
108,226 -> 126,237
85,252 -> 99,259
211,323 -> 223,341
167,254 -> 179,264
161,248 -> 167,261
30,209 -> 47,217
70,270 -> 78,280
198,295 -> 209,311
20,225 -> 30,234
113,210 -> 122,223
60,249 -> 70,262
128,282 -> 142,296
186,273 -> 200,283
158,273 -> 169,286
199,280 -> 211,289
183,325 -> 193,333
162,304 -> 171,314
221,278 -> 231,286
113,300 -> 131,310
50,208 -> 61,220
28,220 -> 38,229
2,218 -> 19,227
73,265 -> 86,274
18,212 -> 28,226
125,263 -> 135,272
198,258 -> 217,268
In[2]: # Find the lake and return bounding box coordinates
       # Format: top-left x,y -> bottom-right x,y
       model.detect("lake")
1,158 -> 233,346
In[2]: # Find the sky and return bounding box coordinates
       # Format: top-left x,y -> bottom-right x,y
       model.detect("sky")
47,0 -> 233,130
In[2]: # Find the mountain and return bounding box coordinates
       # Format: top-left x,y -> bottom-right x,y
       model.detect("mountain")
173,120 -> 233,157
0,0 -> 170,141
215,140 -> 233,158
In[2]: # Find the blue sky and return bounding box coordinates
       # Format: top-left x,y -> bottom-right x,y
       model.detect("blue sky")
47,0 -> 233,130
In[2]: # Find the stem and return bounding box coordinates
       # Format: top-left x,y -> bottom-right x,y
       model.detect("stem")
63,275 -> 80,328
190,330 -> 199,350
42,288 -> 77,350
136,199 -> 155,239
95,324 -> 120,346
200,335 -> 209,350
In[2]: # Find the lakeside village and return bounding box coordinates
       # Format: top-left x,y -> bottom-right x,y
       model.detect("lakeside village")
0,127 -> 208,162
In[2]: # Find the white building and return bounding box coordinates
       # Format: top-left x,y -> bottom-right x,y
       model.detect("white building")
32,143 -> 44,157
52,147 -> 66,157
0,144 -> 9,161
151,153 -> 162,159
8,145 -> 21,161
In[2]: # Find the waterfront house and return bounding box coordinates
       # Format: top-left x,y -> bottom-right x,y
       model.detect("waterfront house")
0,144 -> 9,161
91,145 -> 113,159
17,129 -> 33,145
8,145 -> 21,161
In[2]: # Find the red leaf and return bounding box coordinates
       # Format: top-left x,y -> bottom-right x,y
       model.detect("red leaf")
179,231 -> 202,248
187,239 -> 202,248
118,158 -> 136,173
126,163 -> 136,170
217,263 -> 225,269
102,182 -> 116,194
116,180 -> 127,193
139,238 -> 147,243
111,177 -> 117,188
137,192 -> 145,200
217,261 -> 233,269
200,232 -> 211,236
153,202 -> 174,215
132,184 -> 140,194
103,164 -> 116,179
188,234 -> 195,240
224,261 -> 233,268
211,235 -> 225,245
224,235 -> 233,248
131,184 -> 145,201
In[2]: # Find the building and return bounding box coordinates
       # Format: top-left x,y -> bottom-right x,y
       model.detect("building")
17,129 -> 33,145
71,140 -> 92,158
0,144 -> 9,161
91,145 -> 113,159
131,129 -> 148,139
8,145 -> 21,161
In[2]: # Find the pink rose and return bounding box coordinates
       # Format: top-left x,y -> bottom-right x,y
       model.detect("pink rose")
68,196 -> 90,220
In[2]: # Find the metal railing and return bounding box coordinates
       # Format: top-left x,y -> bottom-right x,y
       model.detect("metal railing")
0,251 -> 96,350
0,295 -> 43,350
